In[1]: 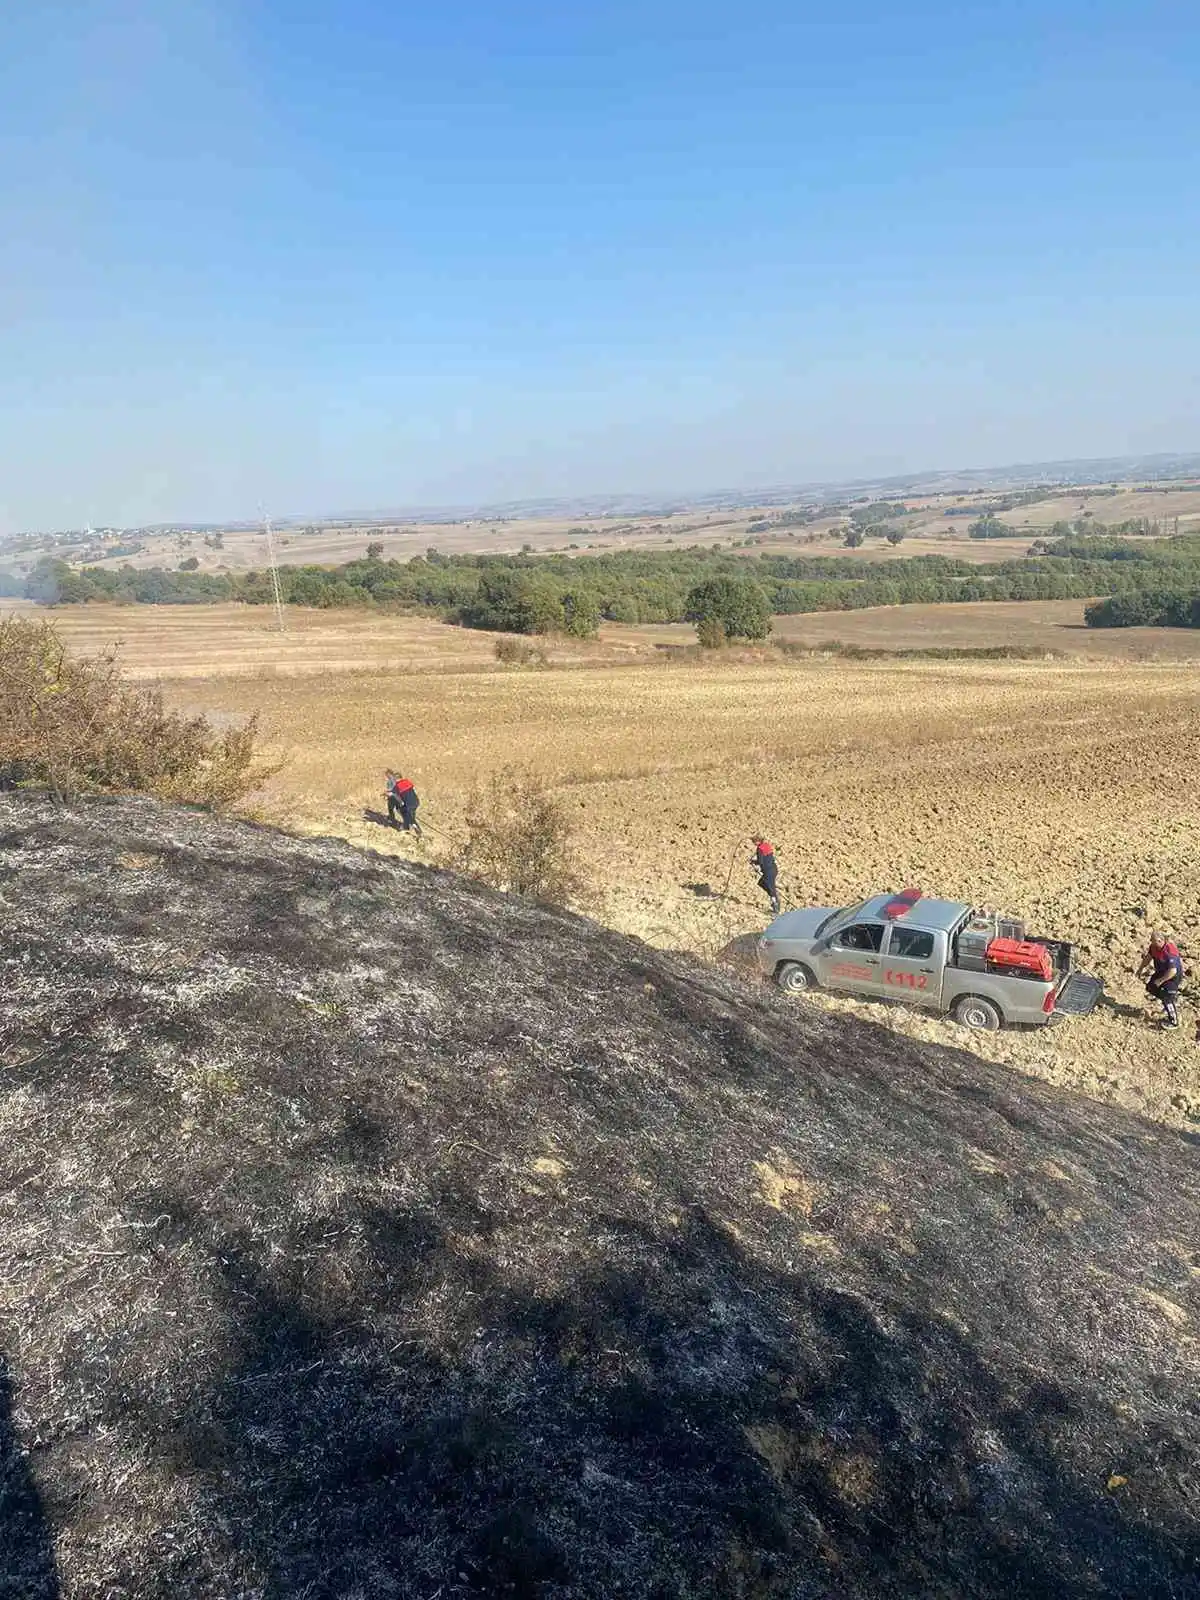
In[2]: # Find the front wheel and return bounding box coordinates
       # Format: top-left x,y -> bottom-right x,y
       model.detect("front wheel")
953,995 -> 1002,1032
775,962 -> 817,996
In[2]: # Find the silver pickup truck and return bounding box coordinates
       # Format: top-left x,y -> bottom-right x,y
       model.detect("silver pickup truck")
757,890 -> 1103,1031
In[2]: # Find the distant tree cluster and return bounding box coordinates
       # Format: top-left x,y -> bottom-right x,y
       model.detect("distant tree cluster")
745,509 -> 816,535
1070,534 -> 1200,626
850,500 -> 909,529
1085,591 -> 1200,628
460,570 -> 600,637
967,515 -> 1011,539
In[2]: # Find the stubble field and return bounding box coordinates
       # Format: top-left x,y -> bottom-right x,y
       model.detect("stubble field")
11,601 -> 1200,1131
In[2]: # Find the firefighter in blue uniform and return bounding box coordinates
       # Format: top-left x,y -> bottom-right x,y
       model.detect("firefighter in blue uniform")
752,838 -> 780,916
1137,931 -> 1184,1029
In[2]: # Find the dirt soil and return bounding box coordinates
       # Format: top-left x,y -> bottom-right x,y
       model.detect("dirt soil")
140,647 -> 1200,1135
5,605 -> 1200,1132
1,794 -> 1197,1598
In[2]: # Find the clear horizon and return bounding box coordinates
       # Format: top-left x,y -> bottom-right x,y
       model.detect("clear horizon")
10,446 -> 1199,536
2,0 -> 1197,533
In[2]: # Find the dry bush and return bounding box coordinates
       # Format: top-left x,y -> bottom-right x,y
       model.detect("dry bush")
458,768 -> 582,904
695,616 -> 727,650
493,637 -> 550,668
0,617 -> 279,808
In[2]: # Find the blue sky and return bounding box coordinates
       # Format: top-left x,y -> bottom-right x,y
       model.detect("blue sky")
1,0 -> 1197,529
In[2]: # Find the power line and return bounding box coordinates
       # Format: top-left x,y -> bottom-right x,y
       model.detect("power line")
262,510 -> 286,634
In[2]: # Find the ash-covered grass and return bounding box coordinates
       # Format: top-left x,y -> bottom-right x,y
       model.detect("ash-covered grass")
0,792 -> 1197,1599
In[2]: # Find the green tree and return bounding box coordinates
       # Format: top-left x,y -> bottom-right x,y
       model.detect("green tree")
465,570 -> 565,634
366,541 -> 384,560
606,594 -> 640,624
844,528 -> 866,549
561,589 -> 600,638
24,558 -> 74,604
684,575 -> 772,641
968,514 -> 1009,539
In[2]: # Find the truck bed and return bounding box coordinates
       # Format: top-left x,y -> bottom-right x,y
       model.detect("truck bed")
1054,972 -> 1104,1017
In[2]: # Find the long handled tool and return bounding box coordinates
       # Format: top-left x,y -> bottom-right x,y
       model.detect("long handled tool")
719,838 -> 743,901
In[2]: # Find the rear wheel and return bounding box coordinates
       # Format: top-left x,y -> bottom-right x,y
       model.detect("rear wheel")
953,995 -> 1002,1032
775,962 -> 817,996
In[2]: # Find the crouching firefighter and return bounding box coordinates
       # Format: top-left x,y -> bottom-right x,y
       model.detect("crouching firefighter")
1138,931 -> 1184,1029
752,837 -> 780,916
395,775 -> 422,837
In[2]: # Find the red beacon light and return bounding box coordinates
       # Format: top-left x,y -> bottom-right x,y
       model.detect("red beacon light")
881,887 -> 922,920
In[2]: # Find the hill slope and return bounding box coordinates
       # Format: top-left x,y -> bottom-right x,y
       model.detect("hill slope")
0,794 -> 1197,1600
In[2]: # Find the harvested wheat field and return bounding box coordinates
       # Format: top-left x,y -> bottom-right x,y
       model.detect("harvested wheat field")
0,602 -> 641,679
12,603 -> 1200,1131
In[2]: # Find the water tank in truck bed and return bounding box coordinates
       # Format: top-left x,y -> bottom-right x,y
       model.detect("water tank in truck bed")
957,912 -> 1026,970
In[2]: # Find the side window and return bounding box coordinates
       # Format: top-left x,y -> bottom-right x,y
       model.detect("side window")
833,922 -> 883,953
889,927 -> 934,960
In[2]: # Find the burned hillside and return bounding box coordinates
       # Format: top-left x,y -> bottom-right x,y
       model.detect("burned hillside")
0,793 -> 1197,1600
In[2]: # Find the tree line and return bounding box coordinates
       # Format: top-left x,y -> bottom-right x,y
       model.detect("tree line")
1085,592 -> 1200,628
1069,532 -> 1200,628
9,532 -> 1200,638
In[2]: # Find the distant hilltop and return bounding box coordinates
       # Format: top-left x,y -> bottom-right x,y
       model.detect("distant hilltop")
8,450 -> 1200,542
261,450 -> 1200,529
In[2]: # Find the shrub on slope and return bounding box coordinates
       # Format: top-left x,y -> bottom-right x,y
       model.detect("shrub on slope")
0,618 -> 274,807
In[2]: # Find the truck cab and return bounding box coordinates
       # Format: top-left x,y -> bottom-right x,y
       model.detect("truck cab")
758,891 -> 1102,1031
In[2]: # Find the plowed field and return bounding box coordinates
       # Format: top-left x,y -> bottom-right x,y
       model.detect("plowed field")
12,603 -> 1200,1129
178,652 -> 1200,1133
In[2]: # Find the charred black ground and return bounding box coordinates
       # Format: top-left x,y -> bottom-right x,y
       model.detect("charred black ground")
0,793 -> 1197,1600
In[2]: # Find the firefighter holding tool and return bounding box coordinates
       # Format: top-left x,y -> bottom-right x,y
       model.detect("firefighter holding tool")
752,838 -> 780,915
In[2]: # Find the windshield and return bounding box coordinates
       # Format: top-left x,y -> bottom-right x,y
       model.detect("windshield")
816,900 -> 869,938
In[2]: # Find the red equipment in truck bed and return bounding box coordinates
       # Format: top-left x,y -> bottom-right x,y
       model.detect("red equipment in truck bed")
985,937 -> 1053,982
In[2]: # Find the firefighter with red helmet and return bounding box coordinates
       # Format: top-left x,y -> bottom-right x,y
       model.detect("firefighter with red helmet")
395,775 -> 422,836
385,770 -> 422,836
752,837 -> 780,916
1137,932 -> 1184,1029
